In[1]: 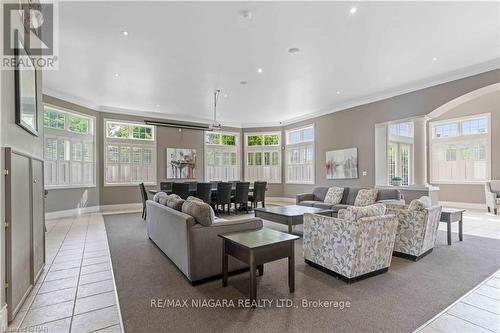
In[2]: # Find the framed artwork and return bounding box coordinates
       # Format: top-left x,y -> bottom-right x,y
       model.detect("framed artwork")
14,31 -> 39,136
326,148 -> 358,179
166,148 -> 197,179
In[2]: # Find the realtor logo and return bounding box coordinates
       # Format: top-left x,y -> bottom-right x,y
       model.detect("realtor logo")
2,1 -> 58,69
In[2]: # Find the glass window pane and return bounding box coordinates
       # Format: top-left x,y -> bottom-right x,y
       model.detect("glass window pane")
132,147 -> 142,163
264,135 -> 279,145
255,152 -> 262,165
230,152 -> 237,165
248,153 -> 254,166
247,135 -> 262,146
120,147 -> 130,163
302,128 -> 314,142
222,135 -> 236,146
44,109 -> 65,129
107,145 -> 119,163
288,131 -> 301,144
435,123 -> 458,138
68,115 -> 89,134
107,122 -> 129,138
446,145 -> 457,161
72,142 -> 82,161
272,151 -> 279,165
206,133 -> 221,145
45,138 -> 58,160
264,152 -> 271,166
463,118 -> 488,135
83,143 -> 93,162
143,148 -> 153,164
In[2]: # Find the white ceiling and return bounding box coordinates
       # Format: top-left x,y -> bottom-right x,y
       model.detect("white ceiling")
43,1 -> 500,127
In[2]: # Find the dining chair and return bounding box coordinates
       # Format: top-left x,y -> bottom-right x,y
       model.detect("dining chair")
214,182 -> 232,214
196,182 -> 212,204
160,181 -> 173,192
139,183 -> 148,220
172,182 -> 190,199
249,181 -> 267,209
232,182 -> 250,214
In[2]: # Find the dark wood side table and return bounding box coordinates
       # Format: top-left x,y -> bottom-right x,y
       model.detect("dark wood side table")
440,208 -> 465,245
254,205 -> 333,233
219,228 -> 300,305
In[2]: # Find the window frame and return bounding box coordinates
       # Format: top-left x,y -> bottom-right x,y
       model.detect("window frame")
104,119 -> 157,186
43,104 -> 97,190
430,113 -> 491,184
285,124 -> 315,185
204,131 -> 241,182
244,131 -> 282,184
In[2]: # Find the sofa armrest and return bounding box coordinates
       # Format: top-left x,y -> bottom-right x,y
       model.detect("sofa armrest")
377,199 -> 406,206
296,193 -> 314,204
485,191 -> 497,207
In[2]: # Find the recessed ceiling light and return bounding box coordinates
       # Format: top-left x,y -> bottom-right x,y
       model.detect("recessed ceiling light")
350,7 -> 357,14
121,30 -> 129,36
223,94 -> 228,98
288,47 -> 300,54
240,81 -> 248,85
156,104 -> 160,108
257,68 -> 263,74
114,73 -> 120,77
432,57 -> 438,61
336,91 -> 341,95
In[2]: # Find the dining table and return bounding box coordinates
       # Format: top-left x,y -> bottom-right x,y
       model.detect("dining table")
147,185 -> 260,197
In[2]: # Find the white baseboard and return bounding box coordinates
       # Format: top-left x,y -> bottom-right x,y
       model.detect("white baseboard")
0,304 -> 8,331
439,201 -> 487,210
45,203 -> 142,219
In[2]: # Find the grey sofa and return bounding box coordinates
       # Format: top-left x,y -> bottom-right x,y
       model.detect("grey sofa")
296,186 -> 404,216
146,200 -> 263,283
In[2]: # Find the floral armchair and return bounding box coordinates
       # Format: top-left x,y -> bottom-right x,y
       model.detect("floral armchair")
386,199 -> 442,261
303,204 -> 398,283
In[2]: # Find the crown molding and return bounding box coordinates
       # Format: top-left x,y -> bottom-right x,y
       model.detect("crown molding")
43,59 -> 499,129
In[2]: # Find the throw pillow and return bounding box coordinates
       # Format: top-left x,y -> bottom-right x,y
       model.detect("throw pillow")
166,195 -> 184,211
153,192 -> 168,204
408,196 -> 432,211
181,200 -> 215,226
324,187 -> 344,204
342,203 -> 386,221
187,196 -> 204,203
354,189 -> 378,207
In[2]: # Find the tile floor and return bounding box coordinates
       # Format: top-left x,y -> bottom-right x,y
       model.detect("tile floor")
8,213 -> 123,333
7,201 -> 500,333
417,270 -> 500,333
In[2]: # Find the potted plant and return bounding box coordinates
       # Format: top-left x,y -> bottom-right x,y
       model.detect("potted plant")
391,176 -> 402,186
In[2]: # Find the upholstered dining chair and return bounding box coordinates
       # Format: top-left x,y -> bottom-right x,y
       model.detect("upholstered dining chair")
214,182 -> 232,214
196,182 -> 212,204
249,181 -> 267,208
139,183 -> 148,220
172,182 -> 190,199
232,182 -> 250,214
485,180 -> 500,215
160,181 -> 173,192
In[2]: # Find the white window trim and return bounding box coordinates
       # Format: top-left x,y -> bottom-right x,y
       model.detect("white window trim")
285,124 -> 315,185
104,118 -> 157,186
244,131 -> 282,184
204,131 -> 241,182
44,104 -> 97,190
429,113 -> 491,184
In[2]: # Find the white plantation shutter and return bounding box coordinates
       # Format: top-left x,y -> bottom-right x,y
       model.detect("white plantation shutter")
244,132 -> 281,183
43,105 -> 96,188
285,126 -> 314,184
204,132 -> 240,181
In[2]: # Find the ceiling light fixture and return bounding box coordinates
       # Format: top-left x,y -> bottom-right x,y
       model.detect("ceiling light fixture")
114,73 -> 120,77
224,94 -> 228,98
350,7 -> 357,14
240,10 -> 253,19
121,30 -> 129,36
432,57 -> 438,61
240,80 -> 248,85
257,68 -> 263,74
156,104 -> 160,108
288,47 -> 300,54
336,91 -> 341,95
210,89 -> 222,131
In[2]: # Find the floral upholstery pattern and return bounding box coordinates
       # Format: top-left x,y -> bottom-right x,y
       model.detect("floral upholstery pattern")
386,204 -> 442,257
338,203 -> 386,221
324,187 -> 344,204
303,211 -> 398,279
354,189 -> 378,207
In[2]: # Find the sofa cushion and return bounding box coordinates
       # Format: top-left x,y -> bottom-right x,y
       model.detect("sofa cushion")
312,202 -> 334,210
313,187 -> 329,202
153,192 -> 169,204
182,200 -> 215,226
324,187 -> 344,204
339,203 -> 386,221
298,201 -> 316,207
187,196 -> 204,203
490,180 -> 500,192
345,188 -> 361,205
331,204 -> 350,213
377,189 -> 402,201
354,189 -> 378,207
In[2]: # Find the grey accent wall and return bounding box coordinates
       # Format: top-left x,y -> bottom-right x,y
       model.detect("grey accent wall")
429,90 -> 500,204
282,69 -> 500,200
0,3 -> 45,319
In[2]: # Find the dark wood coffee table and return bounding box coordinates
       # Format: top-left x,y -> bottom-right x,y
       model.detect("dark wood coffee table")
219,228 -> 300,305
254,205 -> 334,233
440,208 -> 465,245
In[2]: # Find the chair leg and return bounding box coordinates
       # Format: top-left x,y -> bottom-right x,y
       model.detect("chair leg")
495,208 -> 498,215
262,200 -> 265,208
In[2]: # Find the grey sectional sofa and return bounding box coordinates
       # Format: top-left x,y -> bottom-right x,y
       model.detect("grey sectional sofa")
296,186 -> 404,216
146,200 -> 263,284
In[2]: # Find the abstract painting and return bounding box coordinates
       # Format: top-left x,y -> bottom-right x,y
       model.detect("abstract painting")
166,148 -> 196,179
326,148 -> 358,179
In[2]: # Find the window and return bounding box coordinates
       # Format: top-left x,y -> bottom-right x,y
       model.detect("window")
430,114 -> 490,183
104,120 -> 156,185
244,132 -> 281,183
43,105 -> 96,188
387,121 -> 413,186
285,125 -> 314,184
204,131 -> 240,181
